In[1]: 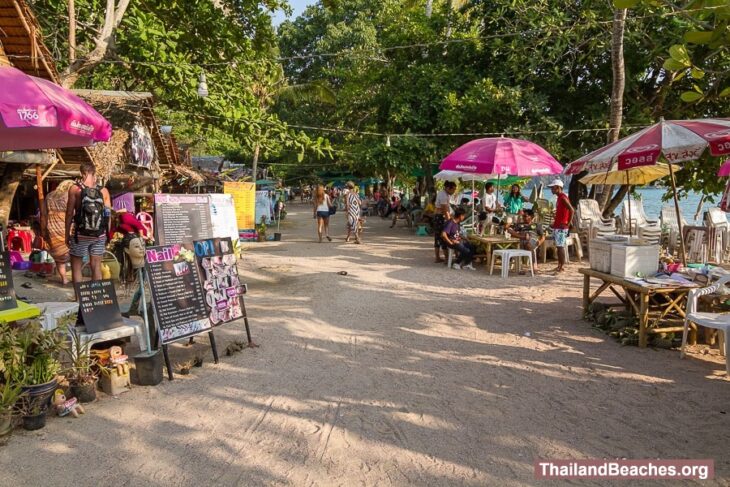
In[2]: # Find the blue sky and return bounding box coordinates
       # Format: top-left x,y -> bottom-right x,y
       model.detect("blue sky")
272,0 -> 313,26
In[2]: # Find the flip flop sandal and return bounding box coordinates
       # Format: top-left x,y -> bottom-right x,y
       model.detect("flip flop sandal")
338,271 -> 348,276
21,283 -> 33,289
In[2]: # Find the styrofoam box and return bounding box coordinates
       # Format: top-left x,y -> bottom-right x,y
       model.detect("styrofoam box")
589,239 -> 614,273
589,237 -> 629,273
610,244 -> 660,278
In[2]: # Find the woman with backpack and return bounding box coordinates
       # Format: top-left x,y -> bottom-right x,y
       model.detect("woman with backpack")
65,162 -> 112,284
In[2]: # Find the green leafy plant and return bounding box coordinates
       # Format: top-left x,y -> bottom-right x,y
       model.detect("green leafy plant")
0,321 -> 67,386
0,382 -> 24,415
66,329 -> 97,386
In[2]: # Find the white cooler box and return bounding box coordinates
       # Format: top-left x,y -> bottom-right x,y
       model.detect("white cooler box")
610,243 -> 660,278
589,237 -> 629,273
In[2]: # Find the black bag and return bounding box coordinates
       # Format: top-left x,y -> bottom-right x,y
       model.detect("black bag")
75,183 -> 107,238
329,205 -> 337,215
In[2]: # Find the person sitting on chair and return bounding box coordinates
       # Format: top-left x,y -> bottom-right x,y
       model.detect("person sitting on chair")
441,207 -> 476,271
505,208 -> 544,273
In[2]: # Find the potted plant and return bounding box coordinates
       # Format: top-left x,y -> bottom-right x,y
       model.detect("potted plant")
67,329 -> 98,403
1,321 -> 66,430
0,382 -> 23,442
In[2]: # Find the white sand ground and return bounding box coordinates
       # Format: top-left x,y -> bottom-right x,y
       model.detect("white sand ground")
1,203 -> 728,486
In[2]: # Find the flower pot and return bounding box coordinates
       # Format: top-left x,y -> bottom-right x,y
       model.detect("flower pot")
70,380 -> 97,403
21,378 -> 58,412
0,414 -> 13,444
21,378 -> 58,398
22,411 -> 46,431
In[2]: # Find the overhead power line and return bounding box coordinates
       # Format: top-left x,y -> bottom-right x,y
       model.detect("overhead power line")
4,4 -> 725,68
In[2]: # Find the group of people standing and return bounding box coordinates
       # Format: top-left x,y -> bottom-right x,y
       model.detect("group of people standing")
312,182 -> 363,244
432,179 -> 574,274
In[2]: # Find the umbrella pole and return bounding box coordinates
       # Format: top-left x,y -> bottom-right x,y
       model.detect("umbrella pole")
626,171 -> 632,238
668,163 -> 687,266
472,179 -> 476,230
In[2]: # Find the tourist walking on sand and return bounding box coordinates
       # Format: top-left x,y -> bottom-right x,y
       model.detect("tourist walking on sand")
434,181 -> 457,263
549,179 -> 574,273
313,185 -> 333,242
65,162 -> 112,284
344,182 -> 362,244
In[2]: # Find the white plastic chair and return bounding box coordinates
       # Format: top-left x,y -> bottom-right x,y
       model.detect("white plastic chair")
621,198 -> 660,236
706,208 -> 729,263
661,205 -> 687,255
576,199 -> 617,239
681,274 -> 730,375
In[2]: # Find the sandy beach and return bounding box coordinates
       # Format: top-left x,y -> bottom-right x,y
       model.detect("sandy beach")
1,203 -> 728,486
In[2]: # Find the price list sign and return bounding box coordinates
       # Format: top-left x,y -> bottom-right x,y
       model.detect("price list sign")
0,251 -> 17,312
75,280 -> 124,333
154,194 -> 213,245
145,244 -> 211,345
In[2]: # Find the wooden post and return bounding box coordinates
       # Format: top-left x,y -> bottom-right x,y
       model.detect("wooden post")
638,292 -> 650,348
583,273 -> 591,314
668,163 -> 688,266
68,0 -> 76,63
35,164 -> 47,239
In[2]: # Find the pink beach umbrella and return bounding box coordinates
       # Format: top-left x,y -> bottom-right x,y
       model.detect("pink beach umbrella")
0,66 -> 112,151
439,137 -> 563,176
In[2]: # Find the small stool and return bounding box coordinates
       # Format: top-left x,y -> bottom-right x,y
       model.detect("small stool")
415,225 -> 429,236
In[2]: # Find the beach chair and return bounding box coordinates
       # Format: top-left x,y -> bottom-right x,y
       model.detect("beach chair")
683,226 -> 709,263
706,208 -> 729,263
661,205 -> 687,256
575,199 -> 616,252
621,198 -> 661,242
681,274 -> 730,375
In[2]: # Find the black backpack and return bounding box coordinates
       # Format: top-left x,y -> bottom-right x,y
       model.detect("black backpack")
75,183 -> 107,238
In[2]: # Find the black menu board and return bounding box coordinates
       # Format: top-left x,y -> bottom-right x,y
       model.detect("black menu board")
145,244 -> 211,345
154,194 -> 213,245
75,280 -> 124,333
193,237 -> 246,325
0,251 -> 17,312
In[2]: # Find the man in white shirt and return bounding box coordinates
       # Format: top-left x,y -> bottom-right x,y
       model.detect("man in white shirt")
481,182 -> 501,230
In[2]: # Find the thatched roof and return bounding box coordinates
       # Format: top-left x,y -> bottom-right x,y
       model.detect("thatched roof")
65,90 -> 179,180
0,0 -> 95,169
0,0 -> 56,80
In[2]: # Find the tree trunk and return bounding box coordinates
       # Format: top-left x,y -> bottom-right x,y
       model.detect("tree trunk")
568,171 -> 588,208
597,8 -> 627,216
425,0 -> 433,17
68,0 -> 76,63
0,164 -> 26,229
251,142 -> 260,185
422,160 -> 435,197
603,184 -> 630,217
60,0 -> 131,88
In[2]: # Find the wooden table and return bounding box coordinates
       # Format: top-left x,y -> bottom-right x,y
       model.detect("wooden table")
579,268 -> 696,347
469,235 -> 521,268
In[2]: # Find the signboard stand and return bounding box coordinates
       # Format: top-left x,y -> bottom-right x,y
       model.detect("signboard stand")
133,268 -> 163,386
193,237 -> 256,347
145,244 -> 218,381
